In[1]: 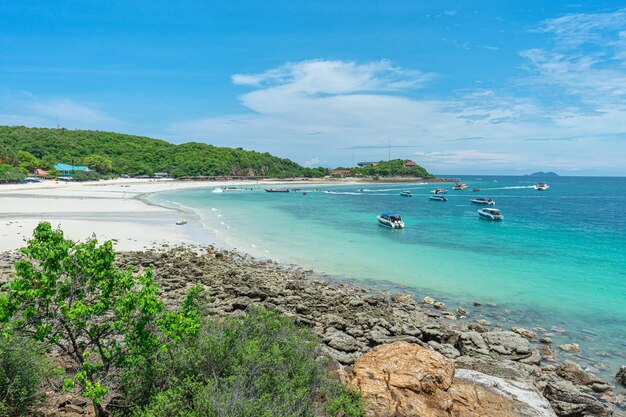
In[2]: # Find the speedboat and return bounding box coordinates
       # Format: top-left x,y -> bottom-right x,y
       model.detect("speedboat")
429,195 -> 447,202
176,219 -> 188,225
265,189 -> 290,193
222,186 -> 243,192
453,182 -> 468,190
377,213 -> 405,229
432,188 -> 447,194
471,197 -> 495,205
211,187 -> 224,193
534,183 -> 549,190
472,187 -> 480,192
477,208 -> 503,221
400,191 -> 413,197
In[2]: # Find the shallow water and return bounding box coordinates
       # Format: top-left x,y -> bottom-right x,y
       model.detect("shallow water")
150,176 -> 626,382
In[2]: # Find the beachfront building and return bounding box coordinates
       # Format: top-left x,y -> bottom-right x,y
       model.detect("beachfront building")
330,169 -> 351,177
54,163 -> 92,177
404,161 -> 417,167
153,172 -> 170,178
31,168 -> 49,177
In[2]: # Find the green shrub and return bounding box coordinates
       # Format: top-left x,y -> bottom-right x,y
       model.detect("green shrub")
0,336 -> 54,417
116,308 -> 364,417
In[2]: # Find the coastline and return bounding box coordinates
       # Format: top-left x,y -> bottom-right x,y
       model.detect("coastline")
1,178 -> 624,414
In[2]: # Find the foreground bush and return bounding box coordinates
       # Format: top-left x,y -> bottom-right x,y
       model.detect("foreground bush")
0,222 -> 200,417
116,308 -> 364,417
0,336 -> 53,416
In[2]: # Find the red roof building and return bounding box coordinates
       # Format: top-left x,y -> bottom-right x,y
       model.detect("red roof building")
330,169 -> 352,177
32,169 -> 49,176
404,161 -> 417,167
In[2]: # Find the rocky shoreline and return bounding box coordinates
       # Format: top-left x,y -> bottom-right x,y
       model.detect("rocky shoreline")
1,245 -> 624,416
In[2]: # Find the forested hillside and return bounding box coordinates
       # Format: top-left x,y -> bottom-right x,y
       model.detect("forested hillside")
0,126 -> 327,178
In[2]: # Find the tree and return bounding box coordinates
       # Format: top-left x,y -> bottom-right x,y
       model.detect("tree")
0,223 -> 200,417
83,154 -> 113,174
16,150 -> 41,172
0,163 -> 26,183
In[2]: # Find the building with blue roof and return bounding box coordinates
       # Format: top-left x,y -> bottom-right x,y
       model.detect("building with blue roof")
54,163 -> 92,176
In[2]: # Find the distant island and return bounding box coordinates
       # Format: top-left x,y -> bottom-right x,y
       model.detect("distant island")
529,171 -> 559,177
0,126 -> 433,181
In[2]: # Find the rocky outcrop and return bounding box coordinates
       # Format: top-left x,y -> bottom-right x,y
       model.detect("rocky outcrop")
350,341 -> 556,417
616,366 -> 626,387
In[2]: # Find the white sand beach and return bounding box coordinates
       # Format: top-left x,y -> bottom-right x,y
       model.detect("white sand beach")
0,178 -> 360,252
0,179 -> 262,251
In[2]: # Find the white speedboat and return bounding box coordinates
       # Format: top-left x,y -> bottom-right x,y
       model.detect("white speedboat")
377,213 -> 405,229
478,208 -> 503,221
400,191 -> 413,197
211,187 -> 224,193
222,186 -> 244,192
429,195 -> 447,202
432,188 -> 447,194
452,182 -> 468,190
534,183 -> 549,190
471,197 -> 495,205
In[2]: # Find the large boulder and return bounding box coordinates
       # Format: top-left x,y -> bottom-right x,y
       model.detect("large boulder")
350,341 -> 555,417
536,373 -> 613,417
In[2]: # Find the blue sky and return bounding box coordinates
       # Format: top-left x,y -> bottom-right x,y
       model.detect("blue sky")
1,1 -> 625,175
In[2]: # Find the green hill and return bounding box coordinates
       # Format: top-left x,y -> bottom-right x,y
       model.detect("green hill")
0,126 -> 327,178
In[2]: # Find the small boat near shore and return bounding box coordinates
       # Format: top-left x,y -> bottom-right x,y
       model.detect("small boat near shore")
478,208 -> 503,221
176,219 -> 188,225
472,187 -> 480,192
453,183 -> 468,190
400,191 -> 413,197
432,188 -> 447,194
471,197 -> 495,205
429,195 -> 447,202
534,182 -> 549,190
265,189 -> 290,193
377,213 -> 405,229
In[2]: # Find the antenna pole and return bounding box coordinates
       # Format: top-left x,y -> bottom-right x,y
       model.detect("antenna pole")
56,113 -> 60,129
388,137 -> 391,161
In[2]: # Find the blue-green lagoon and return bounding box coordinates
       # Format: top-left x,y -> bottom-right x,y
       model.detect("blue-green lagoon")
149,176 -> 626,382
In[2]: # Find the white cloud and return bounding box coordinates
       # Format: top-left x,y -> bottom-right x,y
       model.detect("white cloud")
303,157 -> 323,167
0,92 -> 118,130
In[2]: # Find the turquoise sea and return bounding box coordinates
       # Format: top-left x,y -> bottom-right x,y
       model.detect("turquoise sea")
149,176 -> 626,383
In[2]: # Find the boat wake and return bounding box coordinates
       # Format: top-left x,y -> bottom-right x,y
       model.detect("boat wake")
481,185 -> 535,191
324,191 -> 363,195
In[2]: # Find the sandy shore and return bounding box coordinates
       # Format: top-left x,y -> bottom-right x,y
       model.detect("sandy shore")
0,177 -> 360,252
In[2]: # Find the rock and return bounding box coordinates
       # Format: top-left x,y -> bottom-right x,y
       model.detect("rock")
427,341 -> 461,359
423,296 -> 436,305
455,355 -> 539,382
350,341 -> 555,417
537,373 -> 612,417
482,331 -> 533,360
473,301 -> 482,306
512,326 -> 537,340
540,337 -> 553,344
556,360 -> 605,387
433,301 -> 446,310
457,306 -> 467,316
323,327 -> 363,352
558,343 -> 581,353
454,368 -> 557,417
540,346 -> 559,362
457,331 -> 490,356
616,366 -> 626,387
63,404 -> 84,414
467,322 -> 488,333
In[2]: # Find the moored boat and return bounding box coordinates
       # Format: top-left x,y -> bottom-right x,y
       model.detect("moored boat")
472,187 -> 480,192
452,182 -> 468,190
477,208 -> 503,221
432,188 -> 447,194
176,219 -> 188,225
429,195 -> 447,202
265,189 -> 290,193
471,197 -> 495,205
400,191 -> 413,197
377,213 -> 405,229
534,182 -> 549,190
